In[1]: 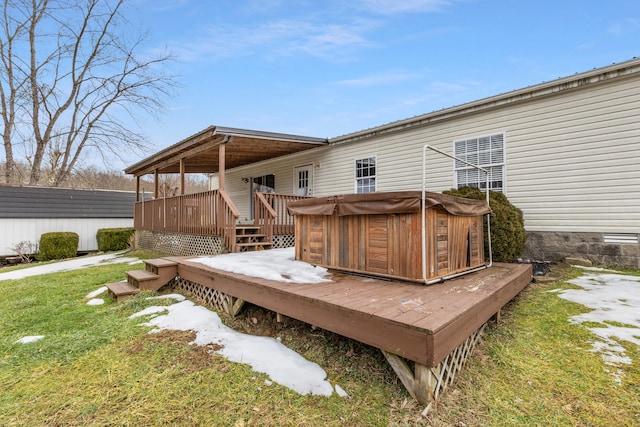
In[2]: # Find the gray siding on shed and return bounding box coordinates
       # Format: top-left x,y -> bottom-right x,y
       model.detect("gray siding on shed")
0,185 -> 136,218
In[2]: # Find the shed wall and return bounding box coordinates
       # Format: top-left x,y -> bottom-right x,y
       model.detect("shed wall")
1,218 -> 134,256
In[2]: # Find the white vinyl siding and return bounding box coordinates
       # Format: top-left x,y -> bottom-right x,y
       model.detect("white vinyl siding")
1,218 -> 133,256
454,133 -> 505,192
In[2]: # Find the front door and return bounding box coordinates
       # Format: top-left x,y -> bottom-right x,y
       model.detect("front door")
294,165 -> 313,196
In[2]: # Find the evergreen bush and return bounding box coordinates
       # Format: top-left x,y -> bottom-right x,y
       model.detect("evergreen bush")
38,232 -> 79,261
443,187 -> 526,262
96,228 -> 135,251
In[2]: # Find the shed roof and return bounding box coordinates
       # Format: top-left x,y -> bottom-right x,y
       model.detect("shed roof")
0,185 -> 137,218
125,126 -> 328,177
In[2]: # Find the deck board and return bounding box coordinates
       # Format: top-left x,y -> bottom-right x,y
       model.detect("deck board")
172,256 -> 532,367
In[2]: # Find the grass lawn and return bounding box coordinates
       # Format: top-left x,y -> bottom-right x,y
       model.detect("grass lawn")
1,253 -> 638,426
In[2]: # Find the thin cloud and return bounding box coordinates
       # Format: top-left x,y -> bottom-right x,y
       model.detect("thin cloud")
335,71 -> 419,87
170,18 -> 377,62
358,0 -> 452,14
608,18 -> 640,35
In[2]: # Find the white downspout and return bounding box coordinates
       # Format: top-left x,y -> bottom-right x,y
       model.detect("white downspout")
422,145 -> 493,285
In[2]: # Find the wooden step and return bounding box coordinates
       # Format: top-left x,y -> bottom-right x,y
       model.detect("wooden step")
126,258 -> 178,291
144,258 -> 178,269
235,241 -> 273,252
235,234 -> 268,242
236,226 -> 261,236
127,269 -> 158,285
144,258 -> 178,276
236,233 -> 267,239
106,281 -> 139,302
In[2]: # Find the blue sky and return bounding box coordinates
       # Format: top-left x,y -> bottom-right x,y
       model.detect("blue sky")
127,0 -> 639,155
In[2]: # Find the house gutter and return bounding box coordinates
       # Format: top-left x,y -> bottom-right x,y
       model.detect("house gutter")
421,145 -> 493,285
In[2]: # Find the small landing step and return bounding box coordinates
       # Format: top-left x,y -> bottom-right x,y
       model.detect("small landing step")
144,258 -> 178,268
106,281 -> 139,302
127,269 -> 158,283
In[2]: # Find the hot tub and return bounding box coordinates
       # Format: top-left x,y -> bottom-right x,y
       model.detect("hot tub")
287,191 -> 491,283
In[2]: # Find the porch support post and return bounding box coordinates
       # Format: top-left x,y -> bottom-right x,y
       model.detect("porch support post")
180,158 -> 185,195
135,176 -> 140,202
154,169 -> 159,198
219,141 -> 226,191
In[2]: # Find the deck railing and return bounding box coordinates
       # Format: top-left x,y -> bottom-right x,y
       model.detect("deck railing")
254,192 -> 312,236
134,189 -> 239,251
134,190 -> 309,251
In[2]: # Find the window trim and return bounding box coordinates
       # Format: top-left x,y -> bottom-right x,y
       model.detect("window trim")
354,155 -> 377,194
453,132 -> 507,193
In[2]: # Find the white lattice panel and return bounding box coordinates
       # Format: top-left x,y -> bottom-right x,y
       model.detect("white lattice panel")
136,231 -> 224,256
273,234 -> 295,249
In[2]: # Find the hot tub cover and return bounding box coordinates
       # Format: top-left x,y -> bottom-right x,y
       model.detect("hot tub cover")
287,191 -> 491,217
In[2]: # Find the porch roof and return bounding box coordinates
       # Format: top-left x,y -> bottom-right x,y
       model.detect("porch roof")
125,126 -> 328,176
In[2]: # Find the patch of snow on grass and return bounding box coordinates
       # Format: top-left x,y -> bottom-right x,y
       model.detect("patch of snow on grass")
572,265 -> 621,273
146,294 -> 186,302
558,272 -> 640,382
86,286 -> 108,299
16,335 -> 44,344
131,299 -> 335,396
0,253 -> 138,282
87,299 -> 104,306
189,247 -> 331,284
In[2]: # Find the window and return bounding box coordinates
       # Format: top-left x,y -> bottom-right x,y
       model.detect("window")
454,133 -> 505,192
252,174 -> 275,193
355,156 -> 376,193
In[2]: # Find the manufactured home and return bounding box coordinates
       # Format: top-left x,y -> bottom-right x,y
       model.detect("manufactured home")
120,58 -> 640,404
127,57 -> 640,268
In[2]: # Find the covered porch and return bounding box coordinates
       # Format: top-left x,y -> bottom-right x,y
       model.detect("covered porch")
125,126 -> 328,254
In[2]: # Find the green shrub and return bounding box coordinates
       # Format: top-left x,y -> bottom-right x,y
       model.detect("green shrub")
96,228 -> 135,251
443,187 -> 526,262
38,232 -> 79,261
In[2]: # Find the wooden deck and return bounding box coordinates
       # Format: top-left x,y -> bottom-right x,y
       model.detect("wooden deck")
170,257 -> 532,368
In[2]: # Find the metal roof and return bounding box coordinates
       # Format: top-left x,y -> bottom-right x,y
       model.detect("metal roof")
125,125 -> 328,176
0,185 -> 137,218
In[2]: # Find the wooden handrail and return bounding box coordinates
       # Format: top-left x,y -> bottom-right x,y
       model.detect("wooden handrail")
217,189 -> 240,253
218,189 -> 241,217
255,192 -> 277,217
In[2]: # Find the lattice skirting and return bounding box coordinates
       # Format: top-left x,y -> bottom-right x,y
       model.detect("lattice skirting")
136,230 -> 225,256
272,234 -> 295,249
383,322 -> 487,405
172,276 -> 245,317
429,322 -> 486,401
136,231 -> 294,255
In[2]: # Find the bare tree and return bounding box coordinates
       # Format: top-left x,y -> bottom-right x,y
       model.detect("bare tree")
0,0 -> 174,185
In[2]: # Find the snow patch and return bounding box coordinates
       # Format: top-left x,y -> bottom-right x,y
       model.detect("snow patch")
130,299 -> 336,396
0,253 -> 138,282
16,335 -> 44,344
87,298 -> 104,306
189,247 -> 331,284
556,272 -> 640,382
86,286 -> 108,299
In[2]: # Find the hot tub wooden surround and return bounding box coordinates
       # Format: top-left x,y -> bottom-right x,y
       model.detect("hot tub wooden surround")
288,191 -> 493,283
164,256 -> 532,404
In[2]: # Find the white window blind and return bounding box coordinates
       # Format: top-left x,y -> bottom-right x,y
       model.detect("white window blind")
454,133 -> 505,192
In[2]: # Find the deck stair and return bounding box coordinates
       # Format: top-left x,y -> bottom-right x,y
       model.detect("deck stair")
105,280 -> 139,302
126,258 -> 178,291
234,225 -> 272,252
